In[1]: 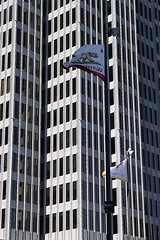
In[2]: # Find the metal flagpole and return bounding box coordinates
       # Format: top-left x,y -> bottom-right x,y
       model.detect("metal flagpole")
103,1 -> 114,240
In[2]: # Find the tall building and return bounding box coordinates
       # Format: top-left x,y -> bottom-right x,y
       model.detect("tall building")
0,0 -> 160,240
0,0 -> 42,239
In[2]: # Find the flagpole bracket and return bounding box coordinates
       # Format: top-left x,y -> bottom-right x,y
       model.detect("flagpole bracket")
104,201 -> 114,214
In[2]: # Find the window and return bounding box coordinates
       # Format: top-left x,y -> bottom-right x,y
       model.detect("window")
72,128 -> 76,146
46,188 -> 50,206
30,34 -> 34,51
17,5 -> 22,22
53,160 -> 57,177
54,62 -> 57,78
26,184 -> 31,203
66,156 -> 70,174
59,184 -> 63,203
96,212 -> 100,231
48,0 -> 52,13
46,162 -> 50,179
66,33 -> 69,49
32,213 -> 37,232
66,105 -> 70,122
66,211 -> 70,230
54,17 -> 57,32
3,9 -> 6,24
53,186 -> 56,204
72,8 -> 76,23
18,210 -> 23,230
60,59 -> 63,76
46,215 -> 49,233
73,181 -> 77,200
2,55 -> 5,71
59,158 -> 63,176
8,29 -> 12,45
52,214 -> 56,232
60,36 -> 63,52
59,212 -> 63,231
72,31 -> 76,46
54,85 -> 57,101
66,183 -> 70,201
2,181 -> 6,199
53,134 -> 57,151
73,209 -> 77,229
24,9 -> 28,25
3,32 -> 6,48
66,81 -> 70,97
73,154 -> 77,172
59,132 -> 63,149
72,102 -> 76,120
66,130 -> 70,147
60,14 -> 63,29
1,209 -> 5,228
60,107 -> 63,124
66,11 -> 69,26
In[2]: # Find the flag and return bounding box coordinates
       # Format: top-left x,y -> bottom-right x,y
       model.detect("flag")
102,159 -> 128,182
102,149 -> 133,182
127,148 -> 134,156
63,44 -> 105,80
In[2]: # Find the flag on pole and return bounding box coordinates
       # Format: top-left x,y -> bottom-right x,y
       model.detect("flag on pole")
102,158 -> 128,182
63,45 -> 105,81
102,149 -> 134,182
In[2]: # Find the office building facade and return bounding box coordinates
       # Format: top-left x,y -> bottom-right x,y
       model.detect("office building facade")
0,0 -> 41,239
0,0 -> 160,240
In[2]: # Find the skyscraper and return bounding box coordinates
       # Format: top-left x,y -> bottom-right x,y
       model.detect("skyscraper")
0,1 -> 160,240
0,0 -> 41,239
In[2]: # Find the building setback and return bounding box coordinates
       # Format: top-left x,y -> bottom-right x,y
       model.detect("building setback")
0,0 -> 160,240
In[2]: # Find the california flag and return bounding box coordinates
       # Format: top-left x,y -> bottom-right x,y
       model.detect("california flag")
63,45 -> 105,81
102,159 -> 128,182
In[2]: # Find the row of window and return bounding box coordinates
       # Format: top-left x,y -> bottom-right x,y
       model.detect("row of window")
1,52 -> 11,71
80,8 -> 102,33
16,52 -> 40,77
46,181 -> 77,206
17,5 -> 40,31
15,77 -> 39,102
43,155 -> 77,181
143,173 -> 160,194
6,180 -> 38,205
45,209 -> 77,234
141,126 -> 159,148
48,8 -> 76,35
136,0 -> 160,22
47,128 -> 76,153
140,106 -> 157,125
16,28 -> 40,54
46,78 -> 76,103
12,153 -> 38,177
142,149 -> 160,170
139,83 -> 156,103
14,102 -> 39,125
1,28 -> 12,48
0,127 -> 8,146
0,5 -> 12,26
13,127 -> 39,151
81,0 -> 101,11
1,208 -> 38,231
47,0 -> 75,14
47,31 -> 76,60
47,103 -> 76,129
81,128 -> 110,152
0,101 -> 9,120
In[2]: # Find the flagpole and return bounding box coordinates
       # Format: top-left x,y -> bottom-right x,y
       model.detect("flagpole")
103,1 -> 114,240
